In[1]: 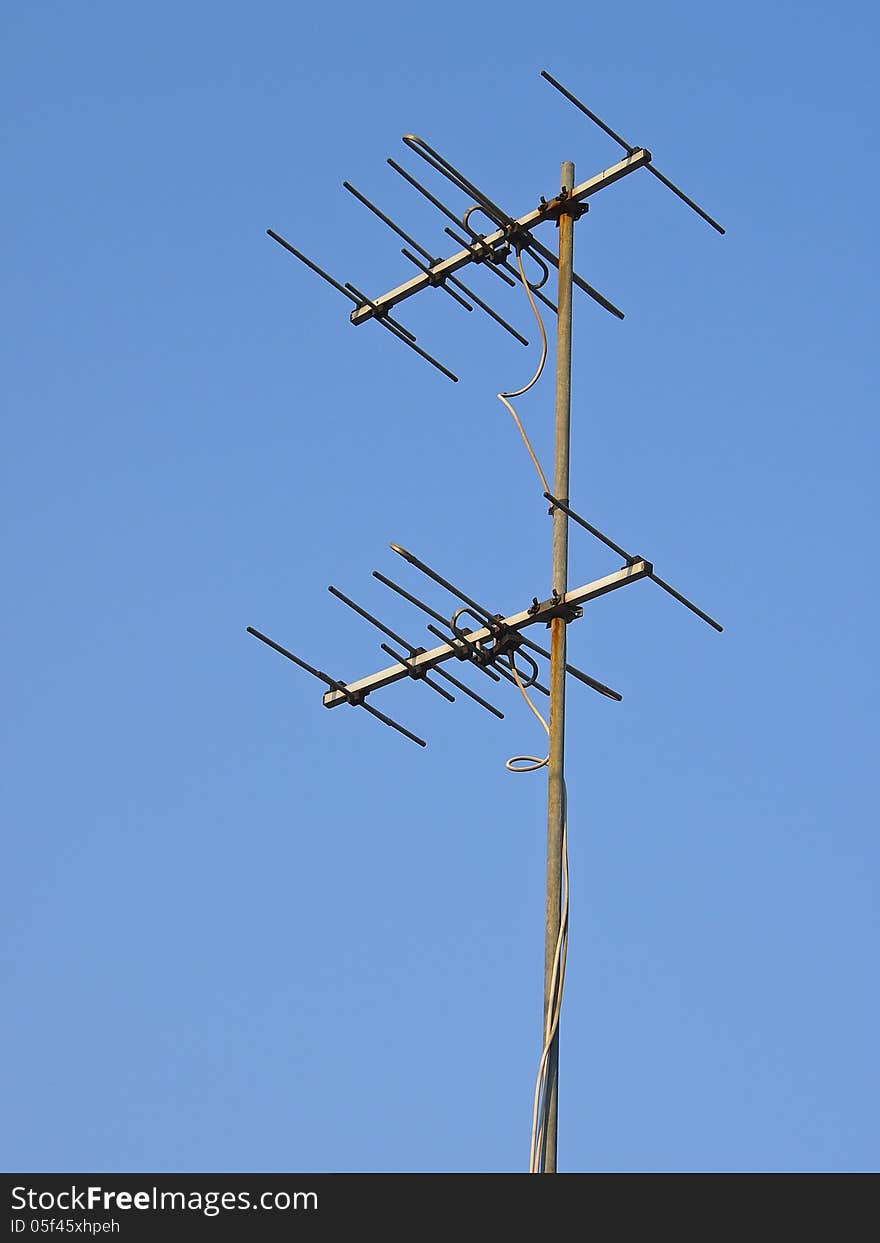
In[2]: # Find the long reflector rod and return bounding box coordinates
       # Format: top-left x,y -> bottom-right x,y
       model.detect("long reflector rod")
545,492 -> 724,632
540,70 -> 725,234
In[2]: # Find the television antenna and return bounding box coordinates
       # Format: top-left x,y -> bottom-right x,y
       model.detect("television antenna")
249,69 -> 725,1172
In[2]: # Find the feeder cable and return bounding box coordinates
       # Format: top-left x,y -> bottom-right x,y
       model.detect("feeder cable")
497,254 -> 572,1171
497,250 -> 550,493
505,656 -> 570,1174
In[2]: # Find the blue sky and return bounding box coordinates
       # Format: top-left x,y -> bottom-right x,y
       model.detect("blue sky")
3,1 -> 877,1172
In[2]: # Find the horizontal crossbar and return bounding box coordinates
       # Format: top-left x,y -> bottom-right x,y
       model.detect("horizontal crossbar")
348,149 -> 650,326
322,560 -> 650,707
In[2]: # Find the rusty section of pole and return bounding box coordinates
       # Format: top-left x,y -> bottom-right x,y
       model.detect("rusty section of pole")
540,160 -> 575,1174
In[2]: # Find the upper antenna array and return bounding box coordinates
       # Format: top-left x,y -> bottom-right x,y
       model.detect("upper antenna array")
265,70 -> 723,383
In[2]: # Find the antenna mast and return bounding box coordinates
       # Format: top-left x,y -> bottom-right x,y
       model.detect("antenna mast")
541,157 -> 576,1172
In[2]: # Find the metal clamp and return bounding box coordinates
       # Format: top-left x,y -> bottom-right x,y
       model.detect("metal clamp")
329,678 -> 366,706
486,623 -> 526,663
396,647 -> 430,679
537,190 -> 589,225
504,223 -> 536,251
462,235 -> 510,267
536,590 -> 584,624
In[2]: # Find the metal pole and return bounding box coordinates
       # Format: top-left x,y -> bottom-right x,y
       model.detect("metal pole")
541,160 -> 575,1173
